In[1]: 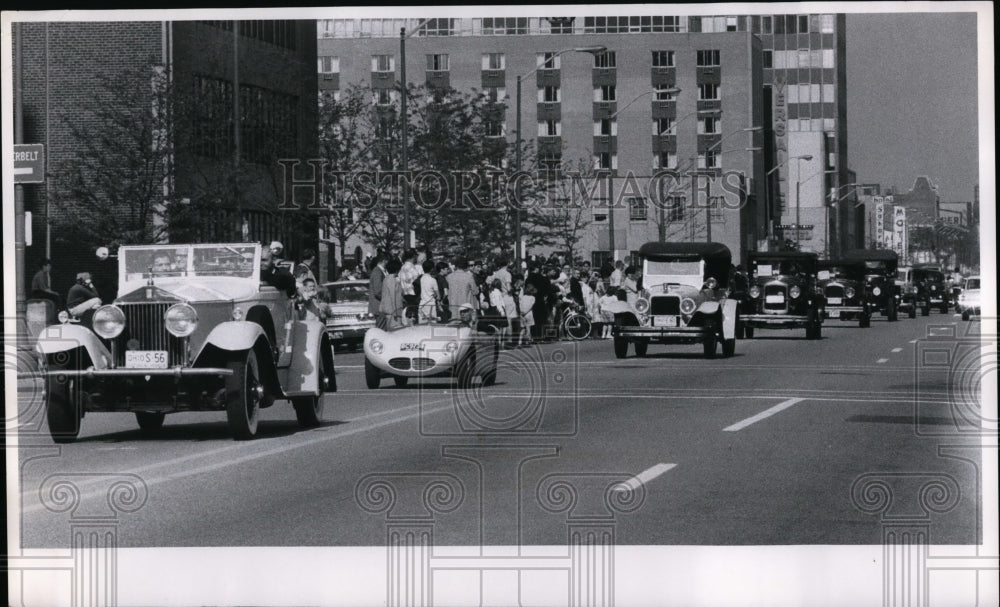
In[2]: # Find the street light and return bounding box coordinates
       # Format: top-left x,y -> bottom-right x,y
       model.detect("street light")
604,86 -> 681,256
399,20 -> 430,252
791,155 -> 814,246
701,126 -> 762,242
827,182 -> 857,258
515,45 -> 607,266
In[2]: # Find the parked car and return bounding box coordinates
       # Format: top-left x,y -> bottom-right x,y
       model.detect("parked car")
607,242 -> 738,359
742,251 -> 824,339
895,266 -> 922,319
911,263 -> 951,314
818,259 -> 871,327
840,249 -> 900,322
363,314 -> 500,389
319,280 -> 375,350
33,243 -> 336,443
957,276 -> 981,321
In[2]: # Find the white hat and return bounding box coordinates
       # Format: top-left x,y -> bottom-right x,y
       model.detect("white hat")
459,303 -> 475,312
269,240 -> 284,252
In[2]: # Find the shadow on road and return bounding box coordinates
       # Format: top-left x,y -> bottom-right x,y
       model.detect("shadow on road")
74,419 -> 348,443
844,414 -> 958,426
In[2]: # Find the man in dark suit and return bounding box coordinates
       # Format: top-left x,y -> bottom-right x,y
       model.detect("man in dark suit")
368,253 -> 387,328
260,247 -> 296,298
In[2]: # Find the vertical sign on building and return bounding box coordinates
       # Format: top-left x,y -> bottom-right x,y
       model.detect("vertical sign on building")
874,201 -> 885,248
894,206 -> 907,260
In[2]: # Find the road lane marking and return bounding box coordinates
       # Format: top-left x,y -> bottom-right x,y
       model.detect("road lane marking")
723,398 -> 805,432
877,358 -> 889,364
909,340 -> 919,344
613,463 -> 676,492
892,348 -> 903,353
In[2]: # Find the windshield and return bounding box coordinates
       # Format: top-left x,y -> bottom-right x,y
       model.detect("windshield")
754,259 -> 808,276
645,260 -> 702,276
121,244 -> 258,281
323,283 -> 369,303
897,270 -> 909,281
965,278 -> 980,289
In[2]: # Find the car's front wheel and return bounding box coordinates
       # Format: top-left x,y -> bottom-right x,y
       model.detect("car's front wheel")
613,335 -> 628,359
743,326 -> 754,339
887,299 -> 898,322
634,340 -> 648,357
225,349 -> 264,440
364,358 -> 381,389
293,359 -> 325,428
722,337 -> 736,357
47,370 -> 82,443
859,312 -> 871,328
962,311 -> 971,321
703,322 -> 718,359
921,304 -> 930,317
135,411 -> 165,433
908,306 -> 917,319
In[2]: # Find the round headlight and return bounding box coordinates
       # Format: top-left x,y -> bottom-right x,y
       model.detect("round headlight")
57,310 -> 70,324
231,307 -> 243,321
704,277 -> 718,290
164,303 -> 198,337
634,297 -> 650,314
873,287 -> 882,296
845,287 -> 856,299
680,298 -> 697,315
445,341 -> 459,353
930,284 -> 937,292
749,286 -> 761,299
93,305 -> 126,339
789,286 -> 801,299
370,339 -> 384,355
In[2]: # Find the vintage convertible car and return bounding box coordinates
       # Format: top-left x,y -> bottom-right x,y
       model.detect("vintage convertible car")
840,249 -> 899,322
911,263 -> 951,314
320,279 -> 375,350
742,251 -> 824,339
363,319 -> 500,389
818,259 -> 871,327
608,242 -> 737,359
33,243 -> 336,442
957,276 -> 981,321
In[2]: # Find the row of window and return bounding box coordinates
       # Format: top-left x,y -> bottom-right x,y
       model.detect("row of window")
202,20 -> 299,51
316,15 -> 837,38
763,48 -> 836,69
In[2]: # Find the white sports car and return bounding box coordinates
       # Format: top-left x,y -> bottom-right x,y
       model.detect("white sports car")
957,276 -> 980,321
363,321 -> 500,389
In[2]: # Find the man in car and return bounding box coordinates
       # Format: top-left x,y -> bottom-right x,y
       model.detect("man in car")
67,272 -> 102,318
451,302 -> 476,327
260,247 -> 296,297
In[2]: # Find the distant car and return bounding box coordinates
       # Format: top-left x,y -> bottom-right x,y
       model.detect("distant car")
912,264 -> 951,314
742,251 -> 824,339
33,243 -> 336,442
363,319 -> 500,389
957,276 -> 980,320
895,266 -> 922,319
818,260 -> 871,327
319,280 -> 375,350
608,242 -> 738,359
840,249 -> 900,322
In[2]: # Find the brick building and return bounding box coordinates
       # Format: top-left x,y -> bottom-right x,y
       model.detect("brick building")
15,20 -> 318,299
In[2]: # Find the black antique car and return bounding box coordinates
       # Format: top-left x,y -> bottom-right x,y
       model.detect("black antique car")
817,259 -> 872,327
840,249 -> 899,322
742,251 -> 824,339
608,242 -> 738,358
911,263 -> 951,314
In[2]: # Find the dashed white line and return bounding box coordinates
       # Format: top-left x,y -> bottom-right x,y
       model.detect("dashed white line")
891,348 -> 903,353
877,358 -> 889,364
723,398 -> 805,432
613,463 -> 676,492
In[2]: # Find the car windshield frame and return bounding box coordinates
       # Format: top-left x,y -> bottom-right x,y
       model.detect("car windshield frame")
322,282 -> 370,304
119,243 -> 261,284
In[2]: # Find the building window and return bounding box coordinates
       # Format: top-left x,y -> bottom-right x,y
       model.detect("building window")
762,15 -> 773,34
537,52 -> 560,69
420,18 -> 455,36
539,86 -> 561,103
798,49 -> 810,68
426,54 -> 449,71
763,50 -> 773,69
798,15 -> 809,33
592,210 -> 608,223
629,197 -> 648,221
482,53 -> 505,70
238,83 -> 299,164
538,120 -> 561,136
539,152 -> 562,176
371,54 -> 394,72
698,116 -> 721,134
698,151 -> 719,169
594,51 -> 617,68
652,50 -> 675,68
546,17 -> 575,34
594,85 -> 617,102
821,14 -> 835,33
484,86 -> 507,103
594,153 -> 618,171
698,83 -> 720,100
654,152 -> 677,169
654,118 -> 674,136
481,17 -> 528,35
696,49 -> 720,67
665,196 -> 685,222
594,119 -> 617,136
485,120 -> 505,138
374,89 -> 395,105
318,56 -> 340,74
823,49 -> 835,68
709,197 -> 725,221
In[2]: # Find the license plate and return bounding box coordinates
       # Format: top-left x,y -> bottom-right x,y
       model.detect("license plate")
827,297 -> 842,305
653,315 -> 678,327
765,295 -> 785,304
125,350 -> 167,369
331,331 -> 343,339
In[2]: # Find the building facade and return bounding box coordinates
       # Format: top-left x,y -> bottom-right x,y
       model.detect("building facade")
15,20 -> 318,298
316,12 -> 851,266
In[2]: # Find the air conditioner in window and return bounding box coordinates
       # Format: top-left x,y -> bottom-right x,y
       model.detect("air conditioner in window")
322,74 -> 335,80
701,68 -> 717,75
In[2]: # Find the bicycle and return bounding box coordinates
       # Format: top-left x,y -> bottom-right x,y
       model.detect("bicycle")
560,301 -> 592,341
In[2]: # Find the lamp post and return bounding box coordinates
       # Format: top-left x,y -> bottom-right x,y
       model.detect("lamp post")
515,45 -> 607,267
399,20 -> 430,252
702,126 -> 761,242
790,154 -> 814,246
827,182 -> 856,258
605,86 -> 681,255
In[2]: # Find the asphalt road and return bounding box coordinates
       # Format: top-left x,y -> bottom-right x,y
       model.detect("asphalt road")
14,312 -> 989,548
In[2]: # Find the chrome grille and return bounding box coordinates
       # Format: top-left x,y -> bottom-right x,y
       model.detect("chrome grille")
763,284 -> 787,312
115,303 -> 185,367
824,284 -> 845,299
650,296 -> 679,315
411,357 -> 435,371
330,313 -> 359,322
388,357 -> 411,370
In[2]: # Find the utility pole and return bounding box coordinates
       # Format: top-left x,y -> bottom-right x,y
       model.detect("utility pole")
15,23 -> 27,316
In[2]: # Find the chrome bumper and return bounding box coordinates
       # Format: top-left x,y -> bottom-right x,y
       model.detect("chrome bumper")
742,314 -> 812,329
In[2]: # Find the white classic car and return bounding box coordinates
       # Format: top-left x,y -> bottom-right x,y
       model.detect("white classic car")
363,318 -> 500,389
320,280 -> 375,350
957,276 -> 981,321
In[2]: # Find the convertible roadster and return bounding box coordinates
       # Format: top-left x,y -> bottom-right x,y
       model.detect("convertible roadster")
363,319 -> 501,389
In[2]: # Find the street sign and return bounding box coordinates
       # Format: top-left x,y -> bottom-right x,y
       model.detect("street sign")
13,143 -> 45,183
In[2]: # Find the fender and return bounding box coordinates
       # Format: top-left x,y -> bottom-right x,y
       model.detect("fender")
720,298 -> 738,339
696,301 -> 721,315
613,311 -> 640,326
278,319 -> 329,396
34,324 -> 112,369
196,321 -> 268,357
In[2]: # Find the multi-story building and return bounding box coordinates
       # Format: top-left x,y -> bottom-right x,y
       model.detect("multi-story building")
316,12 -> 851,266
15,20 -> 318,296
